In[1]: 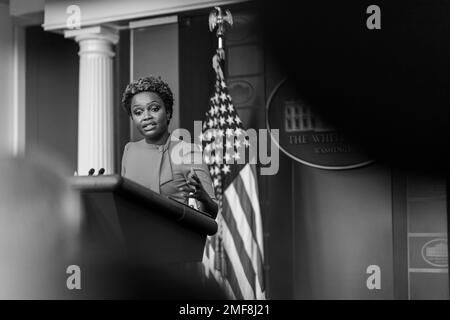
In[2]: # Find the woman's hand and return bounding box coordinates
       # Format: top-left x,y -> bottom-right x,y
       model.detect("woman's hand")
178,169 -> 218,218
179,169 -> 208,202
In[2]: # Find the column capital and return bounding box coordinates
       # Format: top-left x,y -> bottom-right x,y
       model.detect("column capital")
64,25 -> 119,45
65,25 -> 119,58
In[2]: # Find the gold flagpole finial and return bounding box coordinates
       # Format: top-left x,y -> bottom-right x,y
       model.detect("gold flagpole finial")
209,6 -> 233,59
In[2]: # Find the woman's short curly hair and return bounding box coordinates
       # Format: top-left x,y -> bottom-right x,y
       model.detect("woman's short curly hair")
121,76 -> 174,121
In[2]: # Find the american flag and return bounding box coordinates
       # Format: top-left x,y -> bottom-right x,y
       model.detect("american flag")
200,52 -> 266,300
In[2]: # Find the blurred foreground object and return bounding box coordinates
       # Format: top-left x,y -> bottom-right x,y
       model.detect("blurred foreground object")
0,152 -> 82,299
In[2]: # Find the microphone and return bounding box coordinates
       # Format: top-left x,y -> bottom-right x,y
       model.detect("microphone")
98,168 -> 105,175
88,168 -> 95,176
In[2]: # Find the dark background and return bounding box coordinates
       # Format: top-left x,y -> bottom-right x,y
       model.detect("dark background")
259,0 -> 450,173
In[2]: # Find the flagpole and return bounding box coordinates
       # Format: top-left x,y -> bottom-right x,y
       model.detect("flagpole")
203,7 -> 266,299
208,5 -> 233,296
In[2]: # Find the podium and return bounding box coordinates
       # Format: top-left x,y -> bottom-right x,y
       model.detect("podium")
65,175 -> 225,299
70,175 -> 217,265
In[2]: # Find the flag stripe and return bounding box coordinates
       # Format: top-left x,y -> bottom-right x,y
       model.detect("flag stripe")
202,239 -> 214,277
222,197 -> 256,293
224,181 -> 265,294
222,278 -> 237,300
221,208 -> 255,299
204,237 -> 210,259
222,250 -> 244,300
202,238 -> 225,291
234,171 -> 264,259
232,174 -> 259,242
202,236 -> 239,300
239,164 -> 264,258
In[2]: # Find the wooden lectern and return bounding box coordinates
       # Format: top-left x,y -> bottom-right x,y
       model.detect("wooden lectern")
70,175 -> 217,265
66,175 -> 224,299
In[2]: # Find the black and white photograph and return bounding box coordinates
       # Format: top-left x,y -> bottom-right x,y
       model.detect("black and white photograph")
0,0 -> 449,308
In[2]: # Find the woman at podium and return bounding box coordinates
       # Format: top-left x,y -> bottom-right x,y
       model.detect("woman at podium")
121,76 -> 218,218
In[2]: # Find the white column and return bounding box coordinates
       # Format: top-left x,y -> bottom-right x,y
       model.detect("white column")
65,26 -> 119,175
